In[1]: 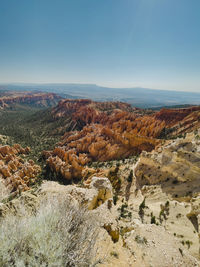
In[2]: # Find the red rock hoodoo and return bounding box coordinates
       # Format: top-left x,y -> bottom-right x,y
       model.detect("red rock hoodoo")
44,100 -> 200,181
0,144 -> 41,193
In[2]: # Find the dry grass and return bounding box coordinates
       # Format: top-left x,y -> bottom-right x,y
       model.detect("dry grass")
0,195 -> 99,266
0,180 -> 9,202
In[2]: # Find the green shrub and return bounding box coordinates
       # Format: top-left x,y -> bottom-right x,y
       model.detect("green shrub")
135,235 -> 147,245
150,212 -> 156,224
139,198 -> 146,222
127,170 -> 133,183
113,194 -> 118,205
118,203 -> 131,219
110,251 -> 119,258
159,201 -> 170,223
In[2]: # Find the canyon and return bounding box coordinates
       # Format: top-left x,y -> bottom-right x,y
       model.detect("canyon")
1,132 -> 200,266
0,93 -> 200,266
44,99 -> 200,183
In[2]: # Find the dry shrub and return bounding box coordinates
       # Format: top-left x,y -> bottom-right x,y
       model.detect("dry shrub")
0,195 -> 99,266
0,180 -> 9,202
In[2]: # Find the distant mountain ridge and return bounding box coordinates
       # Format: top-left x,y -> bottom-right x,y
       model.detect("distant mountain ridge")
0,83 -> 200,108
0,91 -> 62,109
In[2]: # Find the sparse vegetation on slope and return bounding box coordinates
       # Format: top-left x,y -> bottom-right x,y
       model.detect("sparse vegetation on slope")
0,107 -> 66,161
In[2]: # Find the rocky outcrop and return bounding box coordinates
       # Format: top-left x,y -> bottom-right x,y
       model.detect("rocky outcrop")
52,99 -> 133,118
157,107 -> 200,138
44,100 -> 200,182
0,144 -> 41,194
1,176 -> 199,266
0,92 -> 62,109
40,176 -> 113,210
135,131 -> 200,198
133,131 -> 200,260
155,106 -> 200,125
45,123 -> 158,181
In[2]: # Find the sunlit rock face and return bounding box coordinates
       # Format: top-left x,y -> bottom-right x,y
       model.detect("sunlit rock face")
44,100 -> 200,181
135,132 -> 200,197
51,99 -> 135,131
0,144 -> 41,193
155,106 -> 200,125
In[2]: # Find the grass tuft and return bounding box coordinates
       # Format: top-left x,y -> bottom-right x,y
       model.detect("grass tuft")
0,196 -> 99,266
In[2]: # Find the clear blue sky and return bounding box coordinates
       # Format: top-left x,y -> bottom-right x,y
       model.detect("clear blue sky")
0,0 -> 199,92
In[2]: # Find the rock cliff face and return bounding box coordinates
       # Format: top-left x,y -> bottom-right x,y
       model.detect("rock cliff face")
135,131 -> 200,196
44,100 -> 200,182
132,132 -> 200,261
0,144 -> 41,194
155,106 -> 200,125
51,99 -> 135,130
0,92 -> 62,109
170,108 -> 200,136
52,99 -> 134,117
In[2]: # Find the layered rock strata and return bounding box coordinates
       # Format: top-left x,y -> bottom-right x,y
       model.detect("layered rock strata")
45,100 -> 200,181
0,92 -> 61,109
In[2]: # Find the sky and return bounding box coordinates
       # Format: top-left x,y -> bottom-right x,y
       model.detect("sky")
0,0 -> 199,92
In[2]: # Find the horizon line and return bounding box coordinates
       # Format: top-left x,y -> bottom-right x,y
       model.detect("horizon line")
0,81 -> 200,94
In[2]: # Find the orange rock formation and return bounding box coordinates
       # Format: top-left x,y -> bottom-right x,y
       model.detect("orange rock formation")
44,100 -> 200,181
0,92 -> 61,109
0,144 -> 41,193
